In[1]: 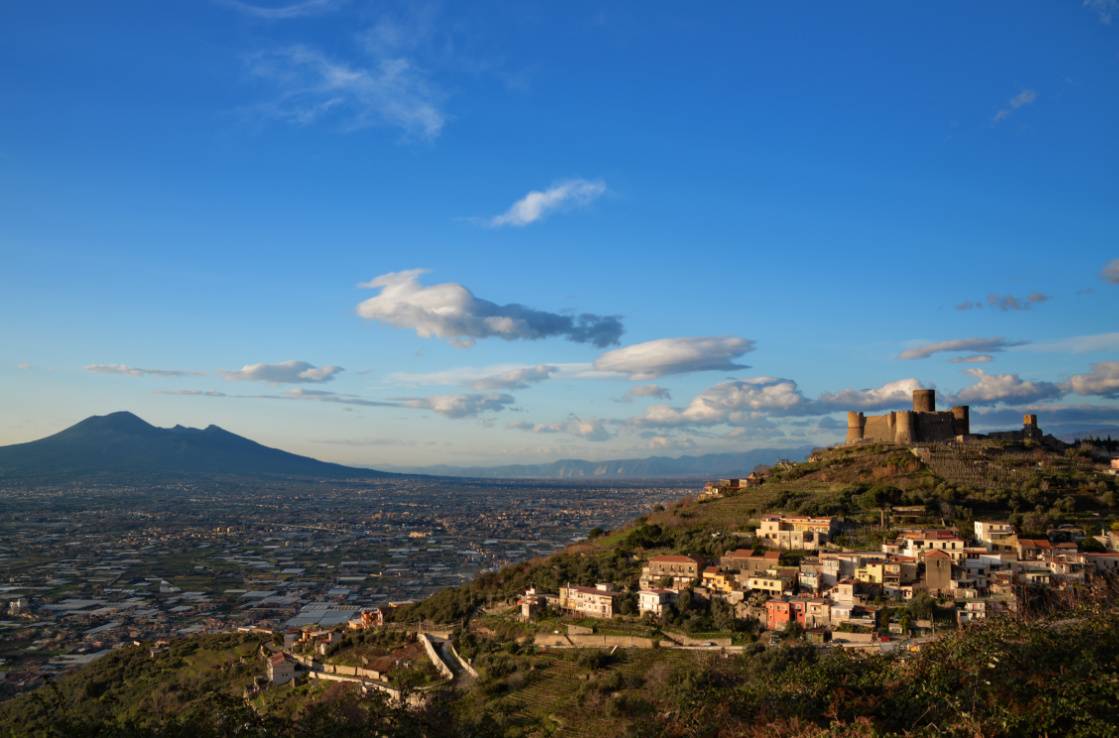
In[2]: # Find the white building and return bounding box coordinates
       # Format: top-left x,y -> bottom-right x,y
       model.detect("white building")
638,589 -> 674,617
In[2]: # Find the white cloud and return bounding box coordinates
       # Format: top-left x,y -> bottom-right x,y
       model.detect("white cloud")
223,360 -> 343,383
593,336 -> 754,380
814,378 -> 923,412
993,88 -> 1038,124
219,0 -> 342,19
247,44 -> 443,139
648,434 -> 696,451
86,364 -> 204,378
950,368 -> 1062,406
399,393 -> 515,418
1065,362 -> 1119,398
509,415 -> 612,441
635,377 -> 807,427
950,354 -> 993,364
489,179 -> 607,227
356,269 -> 623,347
470,365 -> 556,391
1103,258 -> 1119,284
632,376 -> 934,429
898,337 -> 1026,360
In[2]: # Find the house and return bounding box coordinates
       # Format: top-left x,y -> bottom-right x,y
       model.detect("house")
765,599 -> 807,631
922,550 -> 953,595
756,515 -> 838,550
1084,552 -> 1119,574
558,584 -> 617,619
267,653 -> 295,685
701,566 -> 736,593
519,588 -> 547,620
719,549 -> 780,574
893,530 -> 966,562
347,608 -> 383,630
638,589 -> 675,617
974,521 -> 1016,549
856,557 -> 917,587
702,477 -> 755,499
803,598 -> 831,628
1016,538 -> 1053,561
744,566 -> 796,595
640,555 -> 702,591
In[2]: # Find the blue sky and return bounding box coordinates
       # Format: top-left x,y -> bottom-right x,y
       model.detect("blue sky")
1,1 -> 1117,467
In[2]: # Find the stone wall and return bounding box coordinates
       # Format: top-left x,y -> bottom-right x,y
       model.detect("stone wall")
533,633 -> 658,649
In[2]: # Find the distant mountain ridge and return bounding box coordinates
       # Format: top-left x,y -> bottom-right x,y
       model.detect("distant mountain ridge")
390,447 -> 814,480
0,411 -> 389,482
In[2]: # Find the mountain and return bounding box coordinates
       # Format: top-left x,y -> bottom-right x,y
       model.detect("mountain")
389,447 -> 814,479
0,411 -> 389,482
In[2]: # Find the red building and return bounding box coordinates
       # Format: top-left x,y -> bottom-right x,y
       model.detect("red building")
765,598 -> 807,631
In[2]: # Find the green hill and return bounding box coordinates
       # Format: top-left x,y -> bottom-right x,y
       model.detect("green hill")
2,438 -> 1118,737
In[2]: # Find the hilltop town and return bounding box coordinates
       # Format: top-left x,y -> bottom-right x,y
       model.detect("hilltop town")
2,392 -> 1119,736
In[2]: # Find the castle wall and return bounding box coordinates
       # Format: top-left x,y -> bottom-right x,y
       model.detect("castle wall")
862,412 -> 896,443
913,412 -> 957,443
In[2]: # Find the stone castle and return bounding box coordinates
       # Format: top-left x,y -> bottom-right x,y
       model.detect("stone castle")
846,388 -> 1043,446
847,389 -> 970,445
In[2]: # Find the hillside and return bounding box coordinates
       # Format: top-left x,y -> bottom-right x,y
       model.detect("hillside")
2,438 -> 1118,737
0,412 -> 390,482
390,447 -> 814,480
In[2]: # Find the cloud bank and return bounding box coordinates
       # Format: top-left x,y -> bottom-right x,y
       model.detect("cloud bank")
399,393 -> 516,418
949,368 -> 1062,406
898,337 -> 1026,360
1065,362 -> 1119,398
470,365 -> 556,391
623,384 -> 672,401
594,336 -> 754,380
224,360 -> 343,384
357,269 -> 623,347
510,416 -> 611,441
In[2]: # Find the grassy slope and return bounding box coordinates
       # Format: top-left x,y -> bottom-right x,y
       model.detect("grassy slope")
2,441 -> 1117,737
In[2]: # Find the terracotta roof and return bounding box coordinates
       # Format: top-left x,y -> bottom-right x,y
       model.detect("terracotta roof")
648,555 -> 700,564
564,585 -> 615,596
922,550 -> 952,560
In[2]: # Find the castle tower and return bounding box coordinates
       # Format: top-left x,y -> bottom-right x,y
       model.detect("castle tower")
912,389 -> 936,414
846,411 -> 865,444
894,410 -> 915,444
951,406 -> 970,436
1023,414 -> 1038,428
